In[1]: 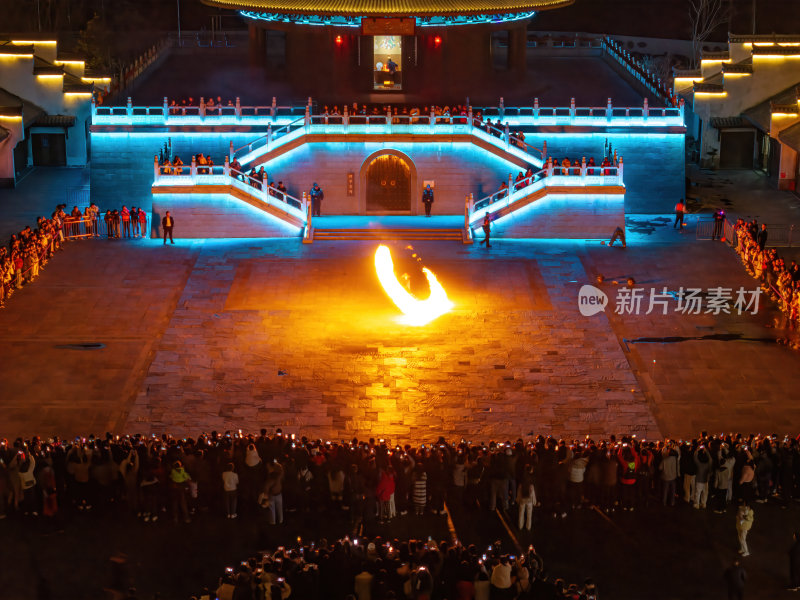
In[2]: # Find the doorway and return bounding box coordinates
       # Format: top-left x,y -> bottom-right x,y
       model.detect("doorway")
365,154 -> 411,213
719,130 -> 755,169
31,133 -> 66,166
373,35 -> 402,90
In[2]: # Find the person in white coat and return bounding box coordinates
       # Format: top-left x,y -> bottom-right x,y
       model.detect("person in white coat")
517,465 -> 536,531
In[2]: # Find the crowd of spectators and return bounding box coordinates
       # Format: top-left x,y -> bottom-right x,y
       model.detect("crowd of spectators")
203,536 -> 597,600
487,155 -> 615,204
3,428 -> 799,597
0,210 -> 63,308
733,218 -> 800,324
158,151 -> 293,203
0,202 -> 149,308
168,97 -> 237,115
2,429 -> 798,525
58,203 -> 149,240
317,103 -> 532,151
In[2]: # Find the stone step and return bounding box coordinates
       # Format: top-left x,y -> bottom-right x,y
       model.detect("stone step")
312,227 -> 464,241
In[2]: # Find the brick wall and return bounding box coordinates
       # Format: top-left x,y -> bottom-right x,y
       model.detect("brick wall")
261,141 -> 524,215
151,192 -> 302,239
488,193 -> 625,239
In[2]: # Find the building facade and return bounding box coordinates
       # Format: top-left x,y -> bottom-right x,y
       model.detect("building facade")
201,0 -> 573,97
0,37 -> 108,186
675,33 -> 800,191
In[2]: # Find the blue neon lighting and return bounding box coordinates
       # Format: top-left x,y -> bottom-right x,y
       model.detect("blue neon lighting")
240,10 -> 536,27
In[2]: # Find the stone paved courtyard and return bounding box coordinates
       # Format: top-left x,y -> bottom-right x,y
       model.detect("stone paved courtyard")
2,220 -> 799,441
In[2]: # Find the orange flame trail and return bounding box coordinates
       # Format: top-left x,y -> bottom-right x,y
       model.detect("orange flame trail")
374,245 -> 453,326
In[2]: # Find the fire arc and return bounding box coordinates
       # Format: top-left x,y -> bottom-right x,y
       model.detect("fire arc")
373,245 -> 453,326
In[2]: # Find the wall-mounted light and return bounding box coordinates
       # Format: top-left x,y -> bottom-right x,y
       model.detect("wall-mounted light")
335,35 -> 343,47
434,36 -> 442,48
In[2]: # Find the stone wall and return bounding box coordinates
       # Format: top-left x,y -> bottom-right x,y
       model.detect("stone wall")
91,130 -> 683,217
151,191 -> 302,239
488,193 -> 625,239
525,133 -> 685,213
262,141 -> 520,215
90,131 -> 256,211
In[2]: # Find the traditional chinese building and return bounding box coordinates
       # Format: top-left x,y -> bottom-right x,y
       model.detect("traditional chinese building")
675,33 -> 800,191
0,37 -> 109,186
200,0 -> 573,96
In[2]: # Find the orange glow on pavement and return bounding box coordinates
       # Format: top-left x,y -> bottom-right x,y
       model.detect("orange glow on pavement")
374,245 -> 453,326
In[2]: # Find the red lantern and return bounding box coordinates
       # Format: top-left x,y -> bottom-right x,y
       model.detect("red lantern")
434,36 -> 442,48
335,35 -> 343,47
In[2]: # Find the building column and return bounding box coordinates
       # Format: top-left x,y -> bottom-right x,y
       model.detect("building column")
443,28 -> 491,99
508,26 -> 527,74
249,23 -> 266,66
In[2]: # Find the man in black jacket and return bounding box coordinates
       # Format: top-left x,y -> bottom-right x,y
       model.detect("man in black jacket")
756,224 -> 768,250
162,211 -> 175,245
789,532 -> 800,591
422,184 -> 434,217
724,559 -> 746,600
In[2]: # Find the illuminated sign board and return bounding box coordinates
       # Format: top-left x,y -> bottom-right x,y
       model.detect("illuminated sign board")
361,18 -> 416,36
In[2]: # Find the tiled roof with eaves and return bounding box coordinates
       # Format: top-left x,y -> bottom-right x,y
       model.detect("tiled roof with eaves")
201,0 -> 573,17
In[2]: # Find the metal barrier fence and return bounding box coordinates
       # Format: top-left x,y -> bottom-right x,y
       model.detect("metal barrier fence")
763,224 -> 796,248
695,219 -> 725,240
61,215 -> 152,240
697,219 -> 796,247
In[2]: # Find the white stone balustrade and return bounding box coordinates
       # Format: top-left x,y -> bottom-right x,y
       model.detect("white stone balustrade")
93,97 -> 685,128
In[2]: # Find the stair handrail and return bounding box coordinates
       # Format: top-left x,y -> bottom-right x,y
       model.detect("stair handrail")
471,170 -> 548,214
469,159 -> 623,224
601,36 -> 675,106
229,168 -> 305,211
232,115 -> 307,163
475,121 -> 543,163
232,111 -> 545,168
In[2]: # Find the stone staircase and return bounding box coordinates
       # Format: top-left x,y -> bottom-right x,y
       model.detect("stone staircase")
310,227 -> 467,242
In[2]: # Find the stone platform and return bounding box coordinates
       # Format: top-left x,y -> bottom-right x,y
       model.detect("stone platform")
2,220 -> 799,442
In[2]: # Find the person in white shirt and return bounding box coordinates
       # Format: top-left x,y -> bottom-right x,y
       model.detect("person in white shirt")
222,463 -> 239,519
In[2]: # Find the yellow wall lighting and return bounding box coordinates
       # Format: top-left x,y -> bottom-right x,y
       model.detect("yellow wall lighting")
695,92 -> 728,97
771,112 -> 799,117
723,72 -> 750,77
37,73 -> 64,79
778,43 -> 800,46
55,59 -> 85,65
674,77 -> 703,83
64,92 -> 92,97
701,59 -> 731,64
753,42 -> 776,46
0,53 -> 34,58
0,115 -> 23,121
753,55 -> 800,59
11,40 -> 57,45
81,77 -> 111,83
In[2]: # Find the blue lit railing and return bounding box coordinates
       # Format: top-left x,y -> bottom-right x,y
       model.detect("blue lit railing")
93,97 -> 685,128
468,159 -> 623,226
233,116 -> 308,165
92,96 -> 306,126
601,36 -> 676,106
230,110 -> 547,169
152,160 -> 307,221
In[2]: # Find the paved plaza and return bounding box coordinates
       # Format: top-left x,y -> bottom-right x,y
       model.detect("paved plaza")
1,208 -> 799,441
3,169 -> 800,599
